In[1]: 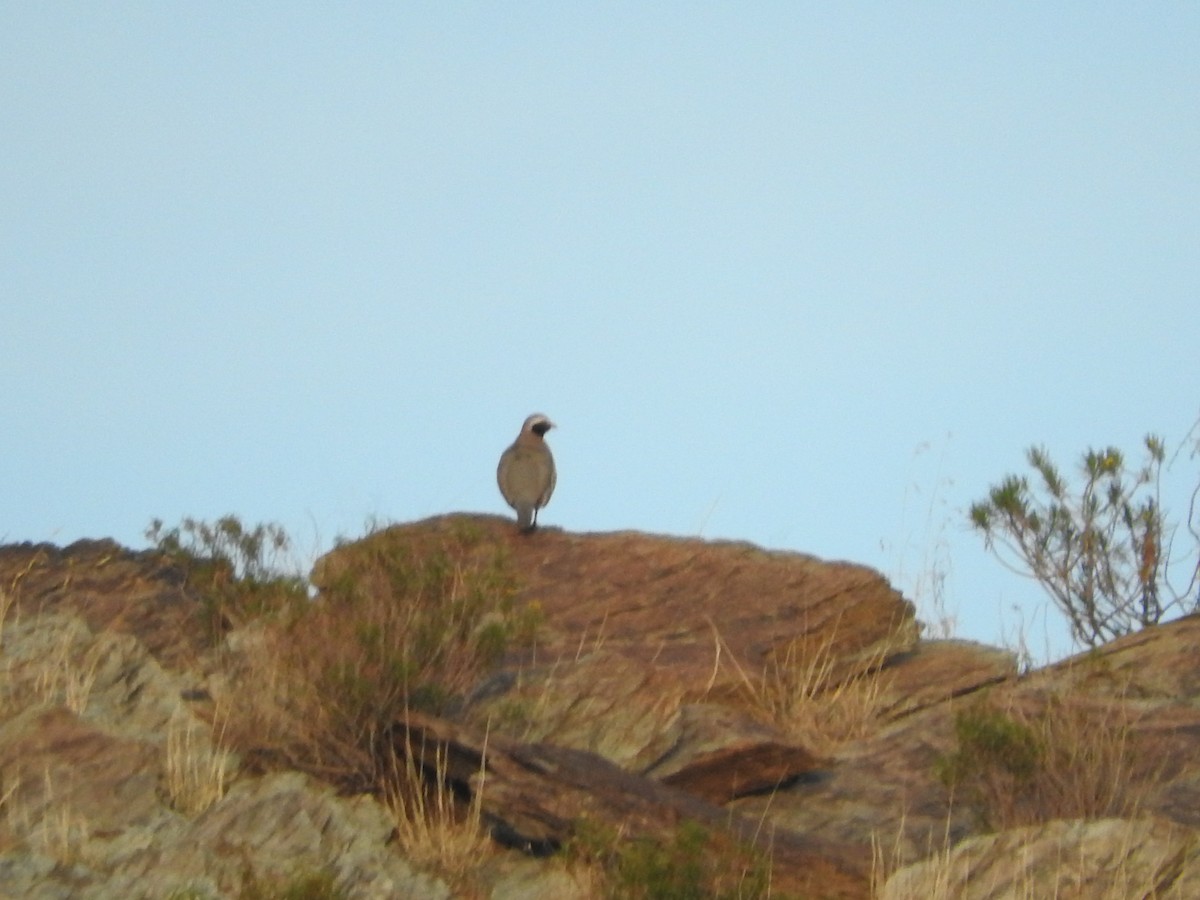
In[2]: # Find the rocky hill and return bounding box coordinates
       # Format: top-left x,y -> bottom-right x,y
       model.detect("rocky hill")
1,514 -> 1198,898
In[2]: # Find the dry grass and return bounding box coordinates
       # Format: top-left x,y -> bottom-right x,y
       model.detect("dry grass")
0,587 -> 15,646
384,729 -> 493,888
0,772 -> 20,853
83,515 -> 535,884
714,617 -> 895,755
874,668 -> 1181,896
2,553 -> 41,637
34,623 -> 103,715
869,806 -> 961,899
760,637 -> 893,753
3,768 -> 90,867
0,599 -> 96,866
34,801 -> 89,866
0,588 -> 16,719
146,519 -> 524,891
1025,693 -> 1150,823
165,708 -> 234,816
888,437 -> 959,643
222,522 -> 535,793
937,688 -> 1159,832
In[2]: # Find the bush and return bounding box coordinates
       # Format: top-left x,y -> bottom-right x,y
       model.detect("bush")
238,867 -> 347,900
146,515 -> 308,642
969,434 -> 1200,647
570,818 -> 772,900
936,703 -> 1043,828
936,691 -> 1150,830
226,521 -> 539,791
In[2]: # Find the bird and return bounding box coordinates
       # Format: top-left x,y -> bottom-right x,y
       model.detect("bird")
497,413 -> 556,532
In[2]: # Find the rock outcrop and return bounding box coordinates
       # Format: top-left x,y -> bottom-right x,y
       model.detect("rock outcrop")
2,516 -> 1198,898
0,605 -> 445,899
881,817 -> 1200,899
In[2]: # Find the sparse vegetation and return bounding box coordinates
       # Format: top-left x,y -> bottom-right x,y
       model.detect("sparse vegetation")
568,817 -> 773,900
36,800 -> 89,866
889,436 -> 959,640
760,638 -> 893,754
384,736 -> 492,887
935,702 -> 1043,825
876,815 -> 1197,900
0,587 -> 14,646
163,887 -> 212,900
970,432 -> 1200,647
7,768 -> 92,867
147,516 -> 295,583
237,866 -> 348,900
139,516 -> 542,885
164,709 -> 233,817
146,515 -> 309,643
1,505 -> 1193,897
133,517 -> 529,885
869,808 -> 957,899
43,625 -> 103,714
936,691 -> 1151,831
223,520 -> 537,791
719,618 -> 898,755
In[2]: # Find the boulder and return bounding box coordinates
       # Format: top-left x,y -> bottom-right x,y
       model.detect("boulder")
395,710 -> 868,899
880,817 -> 1200,899
315,514 -> 919,776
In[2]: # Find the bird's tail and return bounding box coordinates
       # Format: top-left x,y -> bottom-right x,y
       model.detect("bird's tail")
516,505 -> 535,532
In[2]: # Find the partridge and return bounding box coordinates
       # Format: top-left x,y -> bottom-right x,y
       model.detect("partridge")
497,413 -> 556,532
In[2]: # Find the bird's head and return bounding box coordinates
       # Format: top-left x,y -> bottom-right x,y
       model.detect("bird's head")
523,413 -> 554,437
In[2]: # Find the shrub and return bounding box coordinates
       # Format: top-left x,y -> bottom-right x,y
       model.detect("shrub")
146,515 -> 308,642
237,867 -> 347,900
936,692 -> 1151,830
569,818 -> 772,900
969,434 -> 1200,647
936,702 -> 1043,827
226,521 -> 538,791
147,515 -> 292,582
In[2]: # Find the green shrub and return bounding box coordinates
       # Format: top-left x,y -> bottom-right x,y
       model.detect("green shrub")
238,867 -> 347,900
969,433 -> 1199,647
937,703 -> 1042,789
146,515 -> 308,642
570,818 -> 771,900
936,692 -> 1152,830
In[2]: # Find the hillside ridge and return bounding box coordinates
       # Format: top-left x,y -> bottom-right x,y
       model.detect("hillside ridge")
1,514 -> 1198,898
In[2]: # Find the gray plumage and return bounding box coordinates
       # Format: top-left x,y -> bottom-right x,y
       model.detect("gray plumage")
497,413 -> 556,532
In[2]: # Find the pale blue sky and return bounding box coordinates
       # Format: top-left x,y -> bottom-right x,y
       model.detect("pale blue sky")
3,4 -> 1198,660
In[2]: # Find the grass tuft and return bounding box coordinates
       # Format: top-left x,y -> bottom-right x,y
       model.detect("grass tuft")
33,622 -> 103,714
716,617 -> 895,755
237,866 -> 348,900
935,690 -> 1154,830
165,709 -> 234,816
384,730 -> 492,887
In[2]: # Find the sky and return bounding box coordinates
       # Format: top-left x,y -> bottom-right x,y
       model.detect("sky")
3,4 -> 1198,663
